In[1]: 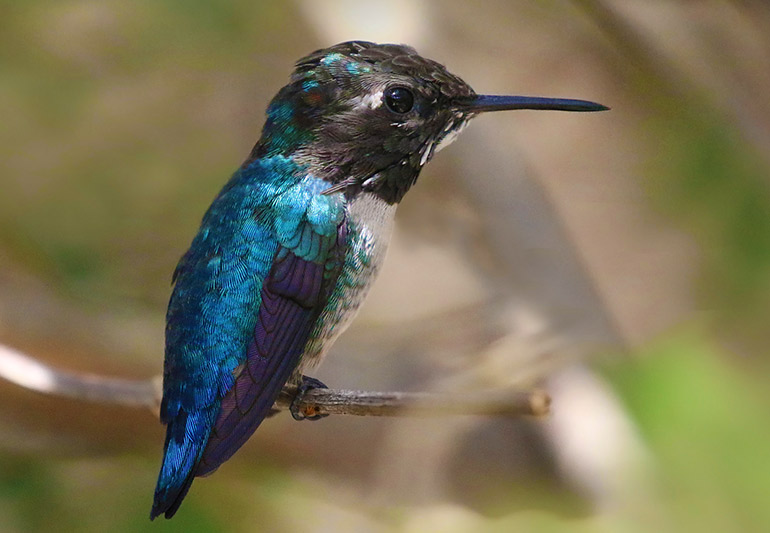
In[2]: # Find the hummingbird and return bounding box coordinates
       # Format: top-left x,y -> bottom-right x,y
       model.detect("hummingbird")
150,40 -> 607,519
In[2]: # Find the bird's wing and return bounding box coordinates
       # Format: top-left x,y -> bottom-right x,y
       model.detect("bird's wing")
152,171 -> 346,519
197,202 -> 348,476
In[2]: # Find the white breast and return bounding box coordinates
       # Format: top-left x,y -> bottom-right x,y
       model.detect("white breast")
347,191 -> 397,270
298,192 -> 396,372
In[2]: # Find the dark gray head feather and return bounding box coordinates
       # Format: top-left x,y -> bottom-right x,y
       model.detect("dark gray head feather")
246,41 -> 476,204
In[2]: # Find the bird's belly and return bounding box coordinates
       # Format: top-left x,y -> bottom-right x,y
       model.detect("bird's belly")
297,192 -> 396,374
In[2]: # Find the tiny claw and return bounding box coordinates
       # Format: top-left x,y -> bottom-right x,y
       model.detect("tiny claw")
290,376 -> 330,421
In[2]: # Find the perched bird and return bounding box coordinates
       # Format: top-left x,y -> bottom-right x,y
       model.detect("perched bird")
150,40 -> 607,519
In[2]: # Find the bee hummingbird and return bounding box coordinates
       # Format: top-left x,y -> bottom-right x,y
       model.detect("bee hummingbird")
150,40 -> 607,519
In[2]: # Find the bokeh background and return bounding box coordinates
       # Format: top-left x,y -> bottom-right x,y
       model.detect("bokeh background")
2,1 -> 770,531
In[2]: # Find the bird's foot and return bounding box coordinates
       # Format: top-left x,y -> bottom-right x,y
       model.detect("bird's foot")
290,375 -> 329,421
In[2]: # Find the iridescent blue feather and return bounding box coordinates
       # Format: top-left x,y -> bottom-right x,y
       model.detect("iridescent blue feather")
151,156 -> 346,519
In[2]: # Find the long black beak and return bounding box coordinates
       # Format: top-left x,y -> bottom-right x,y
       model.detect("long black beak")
456,95 -> 609,113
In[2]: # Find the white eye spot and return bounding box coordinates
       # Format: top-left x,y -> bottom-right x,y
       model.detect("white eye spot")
355,90 -> 383,110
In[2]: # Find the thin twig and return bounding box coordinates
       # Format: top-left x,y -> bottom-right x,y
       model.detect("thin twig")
0,343 -> 158,408
0,343 -> 550,418
276,387 -> 550,417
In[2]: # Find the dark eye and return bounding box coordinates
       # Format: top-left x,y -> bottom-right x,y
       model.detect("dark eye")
384,86 -> 414,114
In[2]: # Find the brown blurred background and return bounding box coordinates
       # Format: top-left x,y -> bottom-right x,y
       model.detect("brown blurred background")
1,1 -> 769,531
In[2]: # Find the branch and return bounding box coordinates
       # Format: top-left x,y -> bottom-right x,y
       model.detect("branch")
0,343 -> 159,409
0,343 -> 550,418
277,387 -> 550,418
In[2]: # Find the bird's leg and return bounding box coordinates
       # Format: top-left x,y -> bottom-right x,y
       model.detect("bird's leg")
290,375 -> 329,421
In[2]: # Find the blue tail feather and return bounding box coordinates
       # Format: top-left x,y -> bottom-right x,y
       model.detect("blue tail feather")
150,406 -> 217,520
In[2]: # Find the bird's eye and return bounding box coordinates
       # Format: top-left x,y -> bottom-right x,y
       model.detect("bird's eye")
384,86 -> 414,114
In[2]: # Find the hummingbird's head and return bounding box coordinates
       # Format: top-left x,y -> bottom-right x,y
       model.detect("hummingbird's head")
249,41 -> 607,204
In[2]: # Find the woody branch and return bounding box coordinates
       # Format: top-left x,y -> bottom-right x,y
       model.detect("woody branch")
0,343 -> 550,418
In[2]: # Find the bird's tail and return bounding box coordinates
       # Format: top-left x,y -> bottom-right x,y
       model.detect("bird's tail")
150,406 -> 217,520
150,468 -> 196,520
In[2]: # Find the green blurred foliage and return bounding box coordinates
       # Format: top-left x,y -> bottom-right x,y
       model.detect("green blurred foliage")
647,110 -> 770,348
0,0 -> 306,310
605,332 -> 770,533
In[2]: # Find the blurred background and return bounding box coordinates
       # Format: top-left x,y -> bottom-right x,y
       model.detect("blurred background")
1,1 -> 770,531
